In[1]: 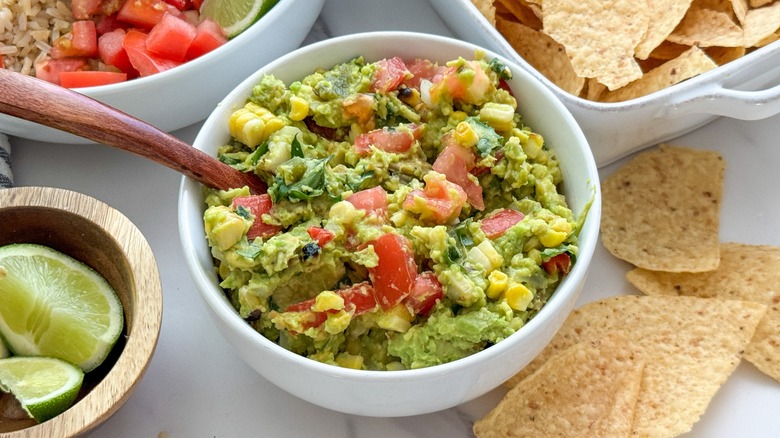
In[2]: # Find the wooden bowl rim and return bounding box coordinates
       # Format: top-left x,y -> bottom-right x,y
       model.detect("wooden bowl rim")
0,186 -> 163,437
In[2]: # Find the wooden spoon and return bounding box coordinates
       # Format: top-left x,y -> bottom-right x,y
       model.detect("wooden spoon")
0,69 -> 266,194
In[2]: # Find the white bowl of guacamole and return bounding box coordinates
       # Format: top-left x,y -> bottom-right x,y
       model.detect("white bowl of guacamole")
178,31 -> 601,417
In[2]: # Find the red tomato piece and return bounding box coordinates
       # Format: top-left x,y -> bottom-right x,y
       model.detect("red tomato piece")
430,61 -> 490,104
368,233 -> 418,311
346,186 -> 388,217
480,209 -> 525,239
34,58 -> 87,85
402,58 -> 447,90
95,13 -> 129,36
71,0 -> 102,19
185,18 -> 227,60
191,0 -> 203,8
542,253 -> 572,276
51,20 -> 98,58
145,13 -> 196,62
60,70 -> 127,88
402,174 -> 467,224
117,0 -> 182,29
432,142 -> 484,210
353,124 -> 421,156
371,56 -> 410,93
306,226 -> 335,247
98,29 -> 136,75
231,194 -> 282,240
163,0 -> 190,10
284,282 -> 378,332
123,29 -> 182,76
403,272 -> 443,316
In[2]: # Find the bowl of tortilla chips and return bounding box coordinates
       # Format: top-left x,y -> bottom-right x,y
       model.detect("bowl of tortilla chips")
428,0 -> 780,165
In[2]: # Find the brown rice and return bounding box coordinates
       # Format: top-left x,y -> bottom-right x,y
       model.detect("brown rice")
0,0 -> 73,76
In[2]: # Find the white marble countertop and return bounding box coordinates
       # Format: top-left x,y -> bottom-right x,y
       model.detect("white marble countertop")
8,0 -> 780,436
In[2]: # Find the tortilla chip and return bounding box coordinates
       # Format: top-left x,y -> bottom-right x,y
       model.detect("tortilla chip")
600,144 -> 724,271
731,0 -> 750,23
541,0 -> 647,90
635,0 -> 694,60
497,17 -> 585,95
506,295 -> 766,437
475,332 -> 644,438
495,0 -> 542,29
584,78 -> 607,101
755,28 -> 780,46
743,2 -> 780,47
751,0 -> 775,7
667,6 -> 744,47
626,242 -> 780,382
470,0 -> 497,25
600,46 -> 717,102
705,45 -> 747,64
648,40 -> 692,60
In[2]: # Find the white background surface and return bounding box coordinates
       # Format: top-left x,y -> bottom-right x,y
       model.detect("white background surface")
8,0 -> 780,436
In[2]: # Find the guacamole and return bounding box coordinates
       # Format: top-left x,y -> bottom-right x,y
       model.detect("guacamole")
203,53 -> 581,370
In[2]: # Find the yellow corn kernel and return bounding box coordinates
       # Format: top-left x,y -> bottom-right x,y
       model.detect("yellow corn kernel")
451,110 -> 468,122
551,217 -> 572,234
335,353 -> 365,370
521,132 -> 544,159
323,310 -> 352,334
486,270 -> 508,299
505,282 -> 533,311
539,228 -> 568,248
453,121 -> 479,148
377,304 -> 414,333
328,200 -> 359,225
479,102 -> 515,132
228,102 -> 284,149
288,95 -> 309,121
313,291 -> 345,312
476,240 -> 503,271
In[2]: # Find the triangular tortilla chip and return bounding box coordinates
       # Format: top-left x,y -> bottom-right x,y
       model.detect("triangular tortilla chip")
600,144 -> 724,272
743,1 -> 780,47
667,6 -> 744,47
475,332 -> 644,438
506,295 -> 766,437
627,242 -> 780,382
635,0 -> 694,60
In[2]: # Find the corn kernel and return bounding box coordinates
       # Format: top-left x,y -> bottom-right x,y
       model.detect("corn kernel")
288,95 -> 309,121
476,240 -> 503,270
453,121 -> 479,148
551,218 -> 573,235
486,270 -> 508,299
228,102 -> 285,149
451,111 -> 468,122
539,228 -> 568,248
521,132 -> 544,159
335,353 -> 364,370
506,282 -> 533,311
329,200 -> 359,224
323,310 -> 352,334
377,304 -> 414,333
313,291 -> 345,312
479,102 -> 515,132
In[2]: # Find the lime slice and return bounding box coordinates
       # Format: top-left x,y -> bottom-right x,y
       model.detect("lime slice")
200,0 -> 279,38
0,356 -> 84,423
0,244 -> 124,372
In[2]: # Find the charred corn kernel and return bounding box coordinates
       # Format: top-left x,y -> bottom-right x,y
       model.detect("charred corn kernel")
313,291 -> 344,312
521,131 -> 544,159
335,353 -> 364,370
506,282 -> 533,311
377,304 -> 414,333
288,95 -> 309,121
228,102 -> 285,149
323,310 -> 351,334
539,228 -> 568,248
486,270 -> 508,299
479,102 -> 515,132
454,121 -> 479,148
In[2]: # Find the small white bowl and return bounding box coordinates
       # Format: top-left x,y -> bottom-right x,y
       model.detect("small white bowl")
0,0 -> 325,144
178,31 -> 601,417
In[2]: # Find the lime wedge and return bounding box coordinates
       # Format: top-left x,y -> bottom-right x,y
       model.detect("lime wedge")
200,0 -> 279,38
0,356 -> 84,423
0,244 -> 124,372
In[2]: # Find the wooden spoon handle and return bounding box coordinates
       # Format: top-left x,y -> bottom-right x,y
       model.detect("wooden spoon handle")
0,69 -> 265,194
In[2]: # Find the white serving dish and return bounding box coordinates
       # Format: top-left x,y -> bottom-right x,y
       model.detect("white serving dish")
178,31 -> 601,417
0,0 -> 325,144
428,0 -> 780,165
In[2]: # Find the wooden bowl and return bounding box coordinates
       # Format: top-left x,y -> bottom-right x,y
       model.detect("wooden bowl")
0,186 -> 162,436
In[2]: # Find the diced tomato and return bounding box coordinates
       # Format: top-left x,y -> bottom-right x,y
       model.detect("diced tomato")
145,13 -> 196,61
283,282 -> 378,332
402,58 -> 446,90
368,234 -> 418,310
95,13 -> 129,36
51,20 -> 98,59
542,253 -> 572,276
34,58 -> 87,85
306,226 -> 335,247
371,57 -> 410,93
346,186 -> 388,217
403,272 -> 443,316
191,0 -> 203,8
480,209 -> 525,239
231,194 -> 282,240
71,0 -> 102,19
430,61 -> 490,105
163,0 -> 189,10
354,124 -> 421,156
60,70 -> 127,88
432,142 -> 484,210
122,29 -> 182,76
117,0 -> 182,29
185,18 -> 227,60
403,172 -> 468,224
98,29 -> 136,75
